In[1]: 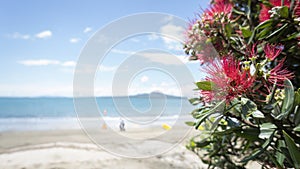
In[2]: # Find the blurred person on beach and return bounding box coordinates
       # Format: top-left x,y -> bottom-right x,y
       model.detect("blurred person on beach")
119,119 -> 125,131
102,109 -> 107,129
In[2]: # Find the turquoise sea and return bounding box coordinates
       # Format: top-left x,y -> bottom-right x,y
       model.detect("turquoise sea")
0,96 -> 193,131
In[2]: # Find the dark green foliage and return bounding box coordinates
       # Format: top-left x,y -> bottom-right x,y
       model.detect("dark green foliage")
184,0 -> 300,168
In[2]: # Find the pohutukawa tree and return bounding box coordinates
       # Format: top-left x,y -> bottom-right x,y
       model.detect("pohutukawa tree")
184,0 -> 300,168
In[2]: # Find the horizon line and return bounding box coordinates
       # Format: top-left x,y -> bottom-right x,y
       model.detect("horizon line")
0,93 -> 187,98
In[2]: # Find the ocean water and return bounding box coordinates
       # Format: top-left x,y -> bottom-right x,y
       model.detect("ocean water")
0,96 -> 193,131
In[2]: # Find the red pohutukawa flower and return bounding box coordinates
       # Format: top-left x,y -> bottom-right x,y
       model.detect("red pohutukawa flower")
202,0 -> 233,23
184,19 -> 223,64
268,58 -> 294,84
264,44 -> 284,61
201,56 -> 255,102
259,0 -> 291,22
184,19 -> 200,44
214,0 -> 230,4
295,0 -> 300,17
247,43 -> 258,58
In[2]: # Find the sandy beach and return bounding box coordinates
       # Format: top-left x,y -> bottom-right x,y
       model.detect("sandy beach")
0,127 -> 207,169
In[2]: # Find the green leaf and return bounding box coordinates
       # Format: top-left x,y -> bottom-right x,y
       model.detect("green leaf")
269,6 -> 289,19
268,24 -> 291,43
294,125 -> 300,132
248,19 -> 274,44
194,139 -> 212,148
281,32 -> 300,41
248,19 -> 274,45
236,128 -> 260,141
276,79 -> 294,120
185,121 -> 195,126
267,150 -> 284,169
252,110 -> 265,118
209,116 -> 222,131
257,27 -> 273,40
266,23 -> 289,40
295,106 -> 300,126
189,98 -> 201,105
195,81 -> 214,91
241,98 -> 257,115
232,8 -> 246,15
281,147 -> 295,166
283,130 -> 300,169
295,88 -> 300,105
261,0 -> 273,7
191,108 -> 209,119
256,19 -> 275,30
187,139 -> 197,149
194,111 -> 212,130
241,132 -> 274,163
194,100 -> 225,129
240,26 -> 252,38
227,117 -> 239,127
276,140 -> 285,167
213,127 -> 240,136
225,23 -> 232,38
214,126 -> 261,142
259,123 -> 276,139
280,6 -> 289,18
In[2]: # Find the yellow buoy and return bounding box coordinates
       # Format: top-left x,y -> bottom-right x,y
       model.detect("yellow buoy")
162,123 -> 171,130
102,123 -> 107,130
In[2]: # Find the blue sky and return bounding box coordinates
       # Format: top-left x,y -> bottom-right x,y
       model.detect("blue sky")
0,0 -> 209,97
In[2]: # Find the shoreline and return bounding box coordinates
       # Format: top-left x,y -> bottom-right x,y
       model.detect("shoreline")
0,128 -> 206,169
0,115 -> 194,132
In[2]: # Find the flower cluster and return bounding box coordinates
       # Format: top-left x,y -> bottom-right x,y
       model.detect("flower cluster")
202,0 -> 232,24
199,43 -> 293,104
260,0 -> 300,22
202,56 -> 255,102
268,58 -> 294,84
185,1 -> 300,168
184,0 -> 233,63
259,0 -> 291,22
263,43 -> 283,61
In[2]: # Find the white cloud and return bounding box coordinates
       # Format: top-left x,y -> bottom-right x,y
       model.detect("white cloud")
160,24 -> 184,41
69,38 -> 80,43
138,52 -> 188,65
19,59 -> 76,67
61,61 -> 76,67
83,27 -> 92,33
140,75 -> 149,83
98,65 -> 116,72
35,30 -> 52,39
7,30 -> 52,40
148,33 -> 159,41
110,49 -> 134,55
18,59 -> 60,66
162,15 -> 174,23
161,41 -> 183,51
110,49 -> 191,65
160,24 -> 184,51
9,32 -> 31,40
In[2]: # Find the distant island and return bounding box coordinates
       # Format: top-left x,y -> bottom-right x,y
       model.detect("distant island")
130,92 -> 184,99
0,92 -> 186,99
